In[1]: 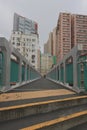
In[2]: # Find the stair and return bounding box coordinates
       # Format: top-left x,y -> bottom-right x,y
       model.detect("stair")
21,110 -> 87,130
0,95 -> 87,130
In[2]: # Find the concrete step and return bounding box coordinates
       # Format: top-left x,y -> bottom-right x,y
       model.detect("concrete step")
0,93 -> 76,108
21,109 -> 87,130
0,95 -> 87,122
0,103 -> 87,130
0,88 -> 75,108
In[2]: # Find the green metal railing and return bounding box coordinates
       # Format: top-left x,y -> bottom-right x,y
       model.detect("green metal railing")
22,65 -> 25,81
66,63 -> 73,85
10,59 -> 19,83
60,67 -> 64,83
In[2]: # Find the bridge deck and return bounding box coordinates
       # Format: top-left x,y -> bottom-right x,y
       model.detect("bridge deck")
0,78 -> 76,108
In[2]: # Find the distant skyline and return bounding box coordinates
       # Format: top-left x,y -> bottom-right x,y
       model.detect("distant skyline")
0,0 -> 87,52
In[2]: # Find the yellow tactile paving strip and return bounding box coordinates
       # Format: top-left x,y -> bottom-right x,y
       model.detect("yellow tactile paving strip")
0,95 -> 87,111
0,89 -> 75,102
21,110 -> 87,130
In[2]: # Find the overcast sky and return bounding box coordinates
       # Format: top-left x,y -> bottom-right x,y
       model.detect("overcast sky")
0,0 -> 87,52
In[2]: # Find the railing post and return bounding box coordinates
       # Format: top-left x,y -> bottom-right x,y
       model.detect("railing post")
4,49 -> 10,90
25,63 -> 27,81
19,59 -> 22,83
59,65 -> 61,82
63,61 -> 66,84
73,54 -> 78,88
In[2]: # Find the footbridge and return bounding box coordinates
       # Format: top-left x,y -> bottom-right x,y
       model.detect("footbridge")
0,37 -> 87,130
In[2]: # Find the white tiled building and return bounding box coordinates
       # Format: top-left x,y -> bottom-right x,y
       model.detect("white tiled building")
10,31 -> 40,69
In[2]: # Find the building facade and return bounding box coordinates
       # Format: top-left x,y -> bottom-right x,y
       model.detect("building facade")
56,12 -> 87,63
44,42 -> 48,54
53,27 -> 57,56
37,49 -> 41,72
56,12 -> 71,62
13,13 -> 38,35
48,32 -> 53,55
40,54 -> 54,76
71,14 -> 87,50
10,31 -> 40,70
44,32 -> 53,55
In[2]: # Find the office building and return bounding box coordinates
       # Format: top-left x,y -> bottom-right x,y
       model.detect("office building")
13,13 -> 38,35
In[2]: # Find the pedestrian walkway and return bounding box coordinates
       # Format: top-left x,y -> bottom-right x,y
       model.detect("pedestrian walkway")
0,78 -> 76,108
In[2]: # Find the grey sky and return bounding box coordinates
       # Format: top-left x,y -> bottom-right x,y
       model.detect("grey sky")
0,0 -> 87,52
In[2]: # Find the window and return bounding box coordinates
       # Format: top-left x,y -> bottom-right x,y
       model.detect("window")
17,43 -> 20,46
17,38 -> 20,41
32,50 -> 35,52
13,37 -> 15,40
26,49 -> 28,52
32,60 -> 35,63
26,53 -> 28,57
32,39 -> 36,42
32,55 -> 35,60
12,42 -> 15,45
17,48 -> 20,51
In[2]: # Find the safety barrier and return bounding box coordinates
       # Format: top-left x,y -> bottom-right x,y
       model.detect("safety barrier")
46,44 -> 87,93
0,38 -> 41,92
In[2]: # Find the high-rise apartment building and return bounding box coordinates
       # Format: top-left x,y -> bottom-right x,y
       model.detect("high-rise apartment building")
56,12 -> 87,62
13,13 -> 38,35
48,32 -> 53,55
44,28 -> 57,65
44,12 -> 87,63
37,49 -> 41,72
44,32 -> 53,55
56,12 -> 71,62
44,42 -> 48,54
71,14 -> 87,50
53,27 -> 57,56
